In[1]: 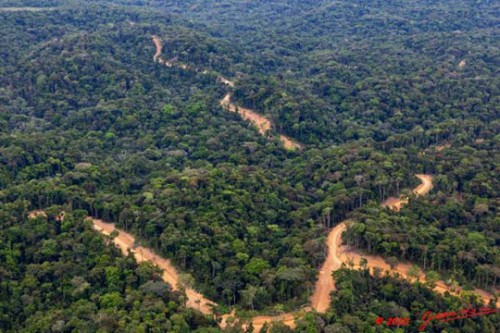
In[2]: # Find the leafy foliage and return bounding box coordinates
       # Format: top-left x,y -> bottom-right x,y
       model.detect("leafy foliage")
0,0 -> 498,329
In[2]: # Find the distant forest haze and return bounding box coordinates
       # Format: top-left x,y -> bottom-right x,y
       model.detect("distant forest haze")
0,0 -> 498,332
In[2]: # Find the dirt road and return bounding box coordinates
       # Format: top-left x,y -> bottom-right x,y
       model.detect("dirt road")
310,223 -> 346,312
150,38 -> 300,151
382,174 -> 433,211
312,173 -> 499,310
220,93 -> 272,134
91,217 -> 305,330
311,175 -> 434,311
30,173 -> 498,331
92,219 -> 217,315
335,236 -> 500,308
220,93 -> 301,150
152,35 -> 162,63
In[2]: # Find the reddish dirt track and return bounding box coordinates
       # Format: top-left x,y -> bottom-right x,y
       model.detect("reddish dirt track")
92,219 -> 217,315
312,174 -> 499,311
29,174 -> 498,331
150,38 -> 301,151
310,222 -> 346,312
336,238 -> 500,308
91,217 -> 306,330
220,93 -> 272,134
152,35 -> 162,63
220,93 -> 301,150
312,175 -> 435,310
382,174 -> 433,211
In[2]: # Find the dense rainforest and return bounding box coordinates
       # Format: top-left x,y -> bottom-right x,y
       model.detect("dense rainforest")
0,0 -> 498,332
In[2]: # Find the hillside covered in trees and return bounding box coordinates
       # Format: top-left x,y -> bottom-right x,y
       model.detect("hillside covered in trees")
0,0 -> 498,332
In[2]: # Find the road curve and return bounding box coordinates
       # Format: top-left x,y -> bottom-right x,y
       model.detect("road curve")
312,173 -> 499,310
220,93 -> 301,150
310,174 -> 434,312
382,174 -> 433,210
152,35 -> 162,63
310,222 -> 346,312
92,218 -> 217,315
30,173 -> 498,331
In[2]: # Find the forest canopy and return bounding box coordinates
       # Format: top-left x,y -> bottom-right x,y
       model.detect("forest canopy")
0,0 -> 498,332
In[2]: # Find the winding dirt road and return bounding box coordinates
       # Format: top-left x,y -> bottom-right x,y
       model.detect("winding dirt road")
382,174 -> 433,211
150,37 -> 301,151
311,174 -> 434,311
152,35 -> 163,63
220,93 -> 301,150
92,219 -> 217,315
91,218 -> 305,330
30,173 -> 498,331
312,174 -> 499,310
